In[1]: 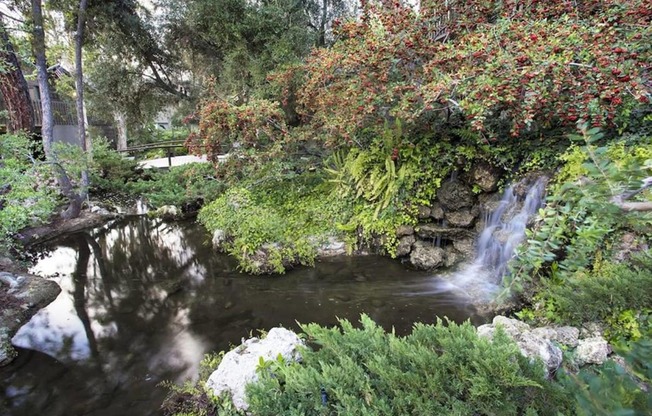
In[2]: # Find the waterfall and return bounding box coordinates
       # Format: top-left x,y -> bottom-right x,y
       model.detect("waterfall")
449,177 -> 547,298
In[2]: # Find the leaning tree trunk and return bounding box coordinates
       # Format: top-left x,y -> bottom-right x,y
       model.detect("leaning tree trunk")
32,0 -> 80,219
0,16 -> 34,134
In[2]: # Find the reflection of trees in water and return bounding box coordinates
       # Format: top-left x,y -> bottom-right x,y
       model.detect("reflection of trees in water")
4,219 -> 228,416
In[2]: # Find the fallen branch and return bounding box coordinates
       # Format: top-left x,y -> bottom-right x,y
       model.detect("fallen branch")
611,177 -> 652,212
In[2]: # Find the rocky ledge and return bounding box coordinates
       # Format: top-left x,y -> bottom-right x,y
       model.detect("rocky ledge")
478,316 -> 611,377
0,267 -> 61,366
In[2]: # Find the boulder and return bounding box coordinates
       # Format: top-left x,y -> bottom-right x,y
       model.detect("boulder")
444,245 -> 461,267
575,337 -> 610,366
206,328 -> 304,411
477,316 -> 562,376
470,162 -> 501,192
212,229 -> 226,250
430,203 -> 445,220
316,237 -> 347,257
154,205 -> 180,220
395,225 -> 415,238
409,241 -> 445,270
452,238 -> 476,258
530,326 -> 579,347
445,209 -> 477,227
554,326 -> 580,348
517,332 -> 563,374
396,235 -> 416,257
415,224 -> 476,241
437,180 -> 474,211
417,205 -> 431,219
1,273 -> 61,366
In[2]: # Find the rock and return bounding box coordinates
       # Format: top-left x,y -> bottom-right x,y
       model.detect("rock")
437,180 -> 474,211
395,225 -> 414,238
575,337 -> 610,366
155,205 -> 180,220
212,229 -> 226,250
554,326 -> 580,348
417,206 -> 431,219
470,162 -> 501,192
409,241 -> 446,270
445,209 -> 477,227
476,324 -> 495,339
580,322 -> 604,339
415,224 -> 476,241
247,243 -> 288,274
89,205 -> 111,215
478,316 -> 562,376
396,235 -> 416,257
1,273 -> 61,367
492,315 -> 531,337
452,238 -> 475,258
444,245 -> 461,267
430,203 -> 445,220
206,328 -> 304,411
317,237 -> 347,257
517,332 -> 563,374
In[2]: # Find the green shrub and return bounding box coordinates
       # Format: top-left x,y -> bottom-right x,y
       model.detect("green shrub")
130,163 -> 225,211
198,173 -> 351,274
558,339 -> 652,415
244,315 -> 571,415
544,252 -> 652,327
0,134 -> 58,250
89,137 -> 139,194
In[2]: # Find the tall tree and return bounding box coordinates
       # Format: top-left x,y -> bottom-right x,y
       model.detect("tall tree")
31,0 -> 86,219
0,14 -> 34,133
30,0 -> 54,156
74,0 -> 89,208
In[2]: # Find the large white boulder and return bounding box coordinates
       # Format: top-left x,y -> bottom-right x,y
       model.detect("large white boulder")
206,328 -> 304,411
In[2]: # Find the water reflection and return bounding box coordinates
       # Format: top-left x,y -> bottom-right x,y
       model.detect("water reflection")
2,218 -> 481,416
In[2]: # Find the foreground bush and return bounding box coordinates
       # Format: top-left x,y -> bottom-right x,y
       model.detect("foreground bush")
163,316 -> 572,415
245,316 -> 571,415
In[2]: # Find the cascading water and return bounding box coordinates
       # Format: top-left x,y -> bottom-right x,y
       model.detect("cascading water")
449,177 -> 548,298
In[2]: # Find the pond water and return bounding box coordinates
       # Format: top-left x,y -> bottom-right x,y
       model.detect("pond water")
1,218 -> 484,416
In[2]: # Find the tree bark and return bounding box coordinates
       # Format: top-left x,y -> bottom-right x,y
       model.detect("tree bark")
31,0 -> 54,157
114,111 -> 128,150
318,0 -> 328,47
0,15 -> 34,134
75,0 -> 90,211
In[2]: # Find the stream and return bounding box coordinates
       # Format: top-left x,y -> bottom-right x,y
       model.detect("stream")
0,217 -> 483,416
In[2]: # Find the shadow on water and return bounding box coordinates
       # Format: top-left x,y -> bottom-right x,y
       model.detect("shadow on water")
1,217 -> 484,416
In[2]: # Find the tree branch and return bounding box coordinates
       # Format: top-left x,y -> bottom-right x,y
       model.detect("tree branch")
611,177 -> 652,212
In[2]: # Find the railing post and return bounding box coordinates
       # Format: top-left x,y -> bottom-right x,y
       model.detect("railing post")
167,147 -> 172,168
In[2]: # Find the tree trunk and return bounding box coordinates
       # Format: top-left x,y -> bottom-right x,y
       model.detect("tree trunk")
32,0 -> 82,220
75,0 -> 90,208
31,0 -> 55,157
115,111 -> 128,150
318,0 -> 328,47
0,16 -> 34,134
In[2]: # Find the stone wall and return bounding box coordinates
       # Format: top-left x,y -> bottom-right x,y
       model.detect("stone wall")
397,162 -> 503,271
